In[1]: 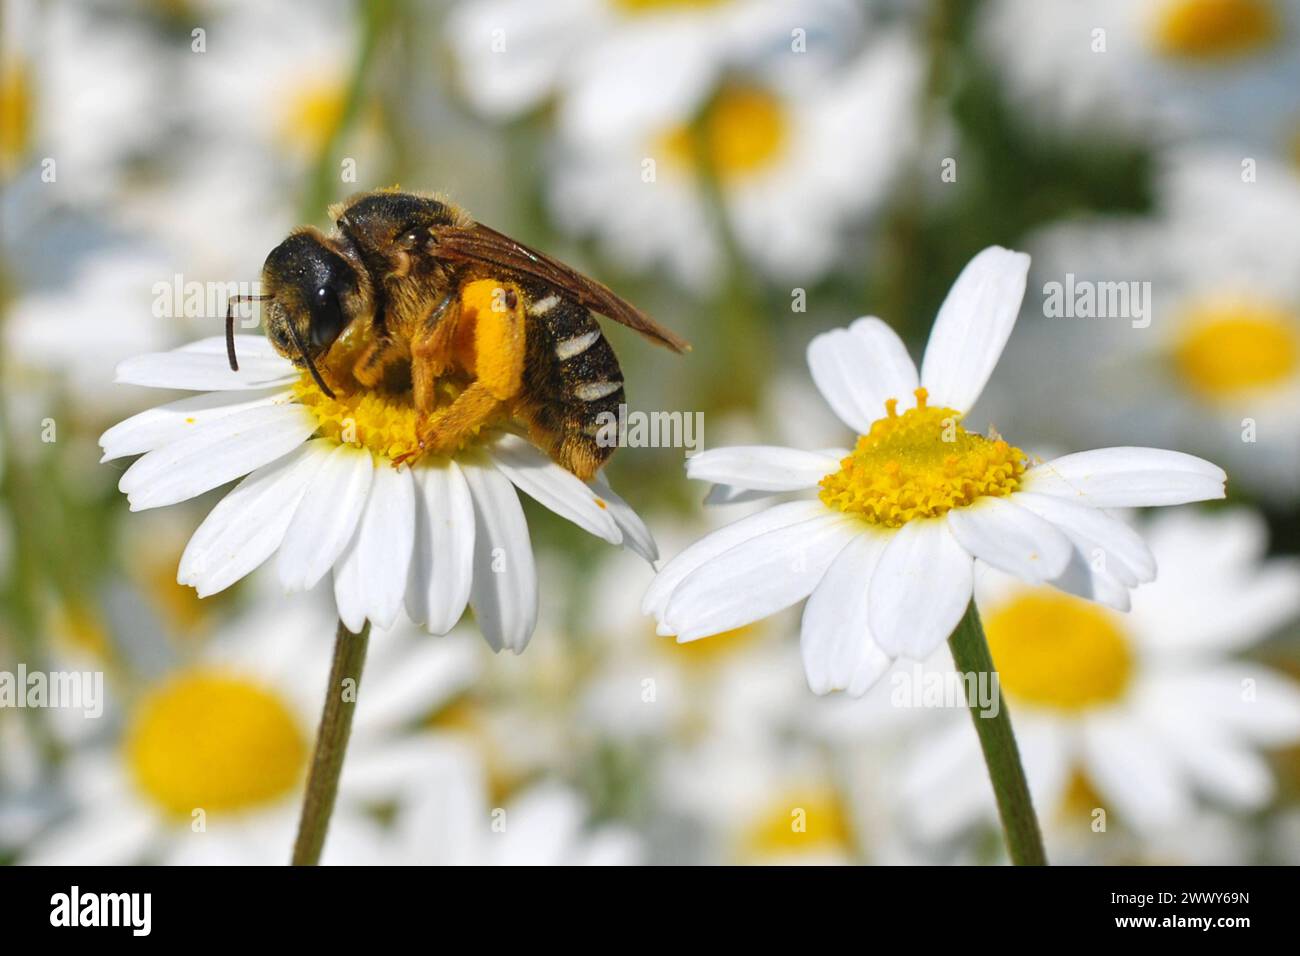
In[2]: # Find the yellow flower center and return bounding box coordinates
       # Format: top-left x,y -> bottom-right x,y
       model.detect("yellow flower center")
1152,0 -> 1281,62
279,79 -> 346,156
1173,300 -> 1299,399
613,0 -> 729,13
0,57 -> 33,176
294,376 -> 493,462
818,389 -> 1027,527
661,85 -> 788,181
125,670 -> 308,816
742,788 -> 853,860
984,591 -> 1135,711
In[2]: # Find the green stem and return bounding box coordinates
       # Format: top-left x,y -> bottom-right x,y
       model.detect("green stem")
292,618 -> 371,866
947,600 -> 1048,866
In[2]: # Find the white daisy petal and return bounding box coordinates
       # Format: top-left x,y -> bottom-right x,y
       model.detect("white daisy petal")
115,335 -> 296,391
1022,447 -> 1227,507
946,496 -> 1073,584
661,511 -> 860,642
462,459 -> 539,653
99,388 -> 295,462
405,462 -> 476,635
22,798 -> 158,866
869,518 -> 974,658
179,440 -> 330,597
118,403 -> 317,511
179,335 -> 283,360
1082,716 -> 1192,830
685,445 -> 840,492
591,471 -> 658,564
1047,550 -> 1134,612
486,433 -> 621,545
1012,491 -> 1156,586
800,530 -> 893,696
1159,668 -> 1300,747
807,317 -> 918,432
277,444 -> 374,591
643,499 -> 829,620
919,246 -> 1030,412
702,484 -> 782,506
334,460 -> 416,633
1154,719 -> 1274,810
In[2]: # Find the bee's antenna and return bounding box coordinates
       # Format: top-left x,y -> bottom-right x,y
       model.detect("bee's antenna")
284,319 -> 336,400
225,294 -> 272,371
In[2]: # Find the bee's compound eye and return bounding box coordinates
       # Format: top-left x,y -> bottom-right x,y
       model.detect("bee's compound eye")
400,230 -> 421,249
310,285 -> 346,348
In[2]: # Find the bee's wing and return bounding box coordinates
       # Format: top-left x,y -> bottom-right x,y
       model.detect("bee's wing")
433,222 -> 690,353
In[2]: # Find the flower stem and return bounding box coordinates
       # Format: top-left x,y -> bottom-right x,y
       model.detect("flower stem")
946,600 -> 1048,866
292,618 -> 371,866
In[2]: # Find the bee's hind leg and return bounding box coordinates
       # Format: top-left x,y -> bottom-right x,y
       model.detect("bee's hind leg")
393,278 -> 526,468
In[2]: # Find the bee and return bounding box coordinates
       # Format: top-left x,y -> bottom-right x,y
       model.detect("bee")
225,190 -> 688,479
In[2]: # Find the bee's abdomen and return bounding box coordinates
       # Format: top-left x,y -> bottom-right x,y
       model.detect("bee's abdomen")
520,290 -> 624,480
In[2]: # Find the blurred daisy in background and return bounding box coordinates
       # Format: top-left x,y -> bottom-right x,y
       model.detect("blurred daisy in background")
578,510 -> 804,745
899,507 -> 1300,854
99,335 -> 654,651
184,0 -> 378,177
548,33 -> 922,289
676,747 -> 862,865
1001,148 -> 1300,500
23,591 -> 483,865
4,243 -> 179,410
649,247 -> 1226,692
979,0 -> 1300,155
444,0 -> 864,145
0,0 -> 169,202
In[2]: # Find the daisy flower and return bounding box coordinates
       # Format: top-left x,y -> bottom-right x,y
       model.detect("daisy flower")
897,507 -> 1300,853
547,32 -> 922,289
996,148 -> 1300,500
22,595 -> 483,866
5,244 -> 180,410
646,246 -> 1228,694
979,0 -> 1300,155
444,0 -> 864,146
1,0 -> 167,201
99,335 -> 656,652
184,0 -> 378,175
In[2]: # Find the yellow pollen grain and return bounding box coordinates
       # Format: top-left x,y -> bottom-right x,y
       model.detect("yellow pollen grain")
818,388 -> 1027,527
984,591 -> 1135,711
1152,0 -> 1281,62
125,671 -> 307,816
1173,301 -> 1299,398
293,376 -> 486,462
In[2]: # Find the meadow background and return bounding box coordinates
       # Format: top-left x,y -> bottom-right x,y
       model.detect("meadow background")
2,0 -> 1299,864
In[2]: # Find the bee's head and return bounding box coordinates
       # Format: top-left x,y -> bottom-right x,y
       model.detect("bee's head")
228,229 -> 365,397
